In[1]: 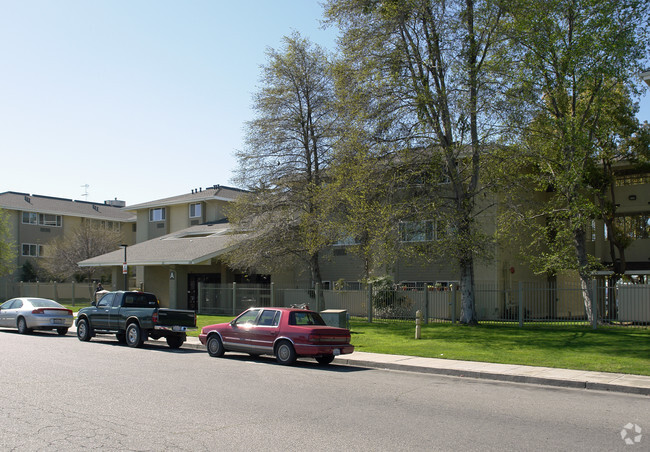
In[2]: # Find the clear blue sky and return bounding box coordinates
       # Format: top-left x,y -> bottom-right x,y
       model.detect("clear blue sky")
1,1 -> 648,206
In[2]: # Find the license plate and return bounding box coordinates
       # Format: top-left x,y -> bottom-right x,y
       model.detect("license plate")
333,348 -> 341,356
52,319 -> 63,325
172,326 -> 183,332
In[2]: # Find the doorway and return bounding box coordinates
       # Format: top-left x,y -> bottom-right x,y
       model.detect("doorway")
187,273 -> 220,310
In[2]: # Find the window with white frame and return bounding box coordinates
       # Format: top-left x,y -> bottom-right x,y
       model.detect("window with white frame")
399,220 -> 435,242
149,208 -> 166,222
38,214 -> 62,227
22,243 -> 44,257
22,212 -> 37,224
189,203 -> 202,218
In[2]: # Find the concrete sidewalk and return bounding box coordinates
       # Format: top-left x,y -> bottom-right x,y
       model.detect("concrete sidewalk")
183,335 -> 650,396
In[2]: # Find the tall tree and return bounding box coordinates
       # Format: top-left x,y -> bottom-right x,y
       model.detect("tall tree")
227,33 -> 337,302
503,0 -> 649,322
0,208 -> 17,277
42,220 -> 122,282
326,0 -> 507,324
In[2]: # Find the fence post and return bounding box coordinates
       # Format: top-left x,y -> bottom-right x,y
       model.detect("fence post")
270,282 -> 275,307
36,281 -> 40,297
518,281 -> 524,327
424,286 -> 429,324
71,281 -> 75,306
591,279 -> 598,330
450,285 -> 456,324
198,282 -> 203,314
232,282 -> 237,316
54,281 -> 58,301
367,283 -> 373,323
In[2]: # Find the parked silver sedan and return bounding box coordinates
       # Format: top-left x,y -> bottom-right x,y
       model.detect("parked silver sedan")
0,298 -> 73,335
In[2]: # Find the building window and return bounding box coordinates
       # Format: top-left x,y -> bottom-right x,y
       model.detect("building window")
189,203 -> 202,218
399,221 -> 435,242
616,173 -> 650,186
22,243 -> 44,257
22,212 -> 37,224
38,214 -> 62,227
615,215 -> 650,239
149,208 -> 166,222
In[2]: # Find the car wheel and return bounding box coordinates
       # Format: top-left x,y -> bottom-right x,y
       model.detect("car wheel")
116,333 -> 127,344
166,335 -> 184,349
125,323 -> 143,348
206,334 -> 224,357
56,327 -> 69,336
17,317 -> 32,335
77,318 -> 92,342
316,354 -> 335,365
275,340 -> 297,365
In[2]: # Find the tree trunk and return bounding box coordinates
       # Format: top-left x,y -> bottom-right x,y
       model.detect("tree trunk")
310,252 -> 324,311
459,256 -> 477,325
574,227 -> 594,323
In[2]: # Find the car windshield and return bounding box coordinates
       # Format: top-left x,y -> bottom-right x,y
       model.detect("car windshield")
28,299 -> 64,308
289,311 -> 326,326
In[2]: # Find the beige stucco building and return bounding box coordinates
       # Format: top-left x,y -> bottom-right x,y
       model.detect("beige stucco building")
0,191 -> 135,283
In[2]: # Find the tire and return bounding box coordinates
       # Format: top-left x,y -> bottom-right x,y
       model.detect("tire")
316,354 -> 335,365
166,335 -> 184,349
17,317 -> 32,335
76,318 -> 91,342
116,333 -> 127,344
56,327 -> 69,336
125,323 -> 144,348
275,340 -> 297,365
206,334 -> 224,357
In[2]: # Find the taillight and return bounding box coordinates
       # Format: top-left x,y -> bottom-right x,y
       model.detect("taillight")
32,308 -> 44,315
152,312 -> 158,324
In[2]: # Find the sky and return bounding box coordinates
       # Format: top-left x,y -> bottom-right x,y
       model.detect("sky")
0,1 -> 648,207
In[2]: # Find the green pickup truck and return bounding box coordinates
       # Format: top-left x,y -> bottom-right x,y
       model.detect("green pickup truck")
75,291 -> 196,349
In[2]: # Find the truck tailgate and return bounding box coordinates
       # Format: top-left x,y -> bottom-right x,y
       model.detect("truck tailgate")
156,309 -> 196,327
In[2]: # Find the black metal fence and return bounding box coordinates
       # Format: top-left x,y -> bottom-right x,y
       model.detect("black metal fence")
197,281 -> 650,328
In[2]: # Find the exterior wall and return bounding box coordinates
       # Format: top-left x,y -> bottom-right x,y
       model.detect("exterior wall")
205,201 -> 227,223
169,204 -> 190,232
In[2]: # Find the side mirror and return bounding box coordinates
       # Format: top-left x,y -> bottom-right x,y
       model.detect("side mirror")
91,301 -> 97,307
230,320 -> 237,327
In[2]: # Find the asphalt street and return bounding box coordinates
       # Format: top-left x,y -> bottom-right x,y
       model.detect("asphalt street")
1,329 -> 648,451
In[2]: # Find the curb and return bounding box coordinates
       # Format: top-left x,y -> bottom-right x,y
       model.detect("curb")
183,339 -> 649,396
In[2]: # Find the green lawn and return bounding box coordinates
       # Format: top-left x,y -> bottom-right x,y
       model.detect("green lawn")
347,320 -> 650,376
63,305 -> 649,376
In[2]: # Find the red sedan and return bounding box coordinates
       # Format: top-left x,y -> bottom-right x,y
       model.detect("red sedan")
199,307 -> 354,365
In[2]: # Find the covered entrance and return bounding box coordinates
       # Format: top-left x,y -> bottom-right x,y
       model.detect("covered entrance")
188,273 -> 221,310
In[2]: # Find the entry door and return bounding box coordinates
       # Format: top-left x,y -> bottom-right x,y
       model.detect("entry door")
187,273 -> 221,311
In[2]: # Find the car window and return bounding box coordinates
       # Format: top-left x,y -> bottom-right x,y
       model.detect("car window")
29,299 -> 64,308
258,310 -> 279,327
289,311 -> 326,326
111,294 -> 122,308
97,295 -> 112,308
12,300 -> 24,309
1,299 -> 16,309
234,309 -> 260,326
123,293 -> 158,308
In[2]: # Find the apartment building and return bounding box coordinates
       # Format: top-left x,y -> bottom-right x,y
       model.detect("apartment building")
0,191 -> 135,282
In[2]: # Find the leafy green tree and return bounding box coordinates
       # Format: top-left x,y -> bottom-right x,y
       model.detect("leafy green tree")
502,0 -> 649,322
0,208 -> 16,277
325,0 -> 508,324
226,33 -> 338,305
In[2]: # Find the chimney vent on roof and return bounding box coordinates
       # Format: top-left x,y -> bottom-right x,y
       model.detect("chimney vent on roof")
93,205 -> 99,211
24,195 -> 31,203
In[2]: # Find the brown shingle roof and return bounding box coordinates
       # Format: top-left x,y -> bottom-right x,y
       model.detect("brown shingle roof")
0,191 -> 135,222
124,185 -> 246,211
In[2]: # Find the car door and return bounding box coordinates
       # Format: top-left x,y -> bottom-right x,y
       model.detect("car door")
0,299 -> 16,327
247,309 -> 280,355
224,308 -> 261,352
3,299 -> 21,327
91,294 -> 113,329
106,294 -> 123,330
